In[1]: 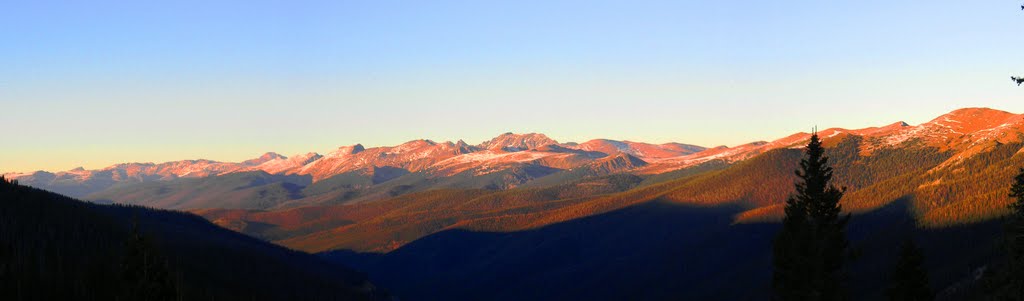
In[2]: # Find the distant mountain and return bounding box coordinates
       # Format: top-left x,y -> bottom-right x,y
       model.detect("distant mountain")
299,140 -> 477,181
574,139 -> 704,159
252,152 -> 323,174
87,171 -> 311,210
477,132 -> 559,151
3,107 -> 1019,213
4,152 -> 320,197
196,108 -> 1024,254
0,177 -> 386,300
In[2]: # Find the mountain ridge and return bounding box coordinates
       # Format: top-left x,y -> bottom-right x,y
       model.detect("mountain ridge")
8,107 -> 1021,200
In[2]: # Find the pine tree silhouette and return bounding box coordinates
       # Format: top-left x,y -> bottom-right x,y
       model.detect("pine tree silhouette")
120,217 -> 178,301
995,167 -> 1024,299
772,131 -> 851,301
887,239 -> 933,301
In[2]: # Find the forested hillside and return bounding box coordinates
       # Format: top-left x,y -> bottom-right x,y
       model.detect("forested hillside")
198,133 -> 1020,255
0,177 -> 386,301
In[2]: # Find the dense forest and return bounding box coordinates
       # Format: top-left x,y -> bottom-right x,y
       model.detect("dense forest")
0,177 -> 386,301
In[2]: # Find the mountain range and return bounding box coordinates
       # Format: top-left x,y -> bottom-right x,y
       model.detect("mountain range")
8,107 -> 1024,300
9,108 -> 1024,209
3,132 -> 708,195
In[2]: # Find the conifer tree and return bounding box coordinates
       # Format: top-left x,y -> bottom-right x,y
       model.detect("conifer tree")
772,132 -> 851,301
120,218 -> 177,301
997,167 -> 1024,299
887,239 -> 933,301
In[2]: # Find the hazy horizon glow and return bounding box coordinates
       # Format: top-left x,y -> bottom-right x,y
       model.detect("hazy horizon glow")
3,1 -> 1023,173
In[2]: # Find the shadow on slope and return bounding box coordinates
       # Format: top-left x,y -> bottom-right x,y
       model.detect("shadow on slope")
0,178 -> 386,300
324,198 -> 1002,301
326,200 -> 773,301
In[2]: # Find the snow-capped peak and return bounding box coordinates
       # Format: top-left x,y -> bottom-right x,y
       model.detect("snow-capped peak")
477,132 -> 559,151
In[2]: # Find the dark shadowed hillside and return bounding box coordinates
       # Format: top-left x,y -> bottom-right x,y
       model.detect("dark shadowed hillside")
324,200 -> 1001,301
0,177 -> 386,301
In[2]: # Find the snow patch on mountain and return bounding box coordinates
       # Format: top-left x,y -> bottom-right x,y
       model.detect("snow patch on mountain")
12,108 -> 1024,189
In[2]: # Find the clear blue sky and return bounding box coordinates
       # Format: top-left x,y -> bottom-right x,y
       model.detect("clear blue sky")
2,1 -> 1023,172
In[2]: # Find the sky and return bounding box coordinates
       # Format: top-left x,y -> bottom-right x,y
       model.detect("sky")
1,0 -> 1023,173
